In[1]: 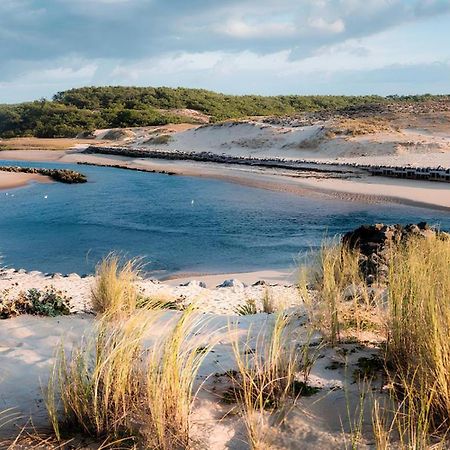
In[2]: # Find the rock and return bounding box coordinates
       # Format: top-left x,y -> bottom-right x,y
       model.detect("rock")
252,280 -> 267,286
16,269 -> 27,274
180,280 -> 206,289
342,222 -> 447,284
51,273 -> 63,279
217,279 -> 246,289
28,271 -> 42,276
67,273 -> 81,279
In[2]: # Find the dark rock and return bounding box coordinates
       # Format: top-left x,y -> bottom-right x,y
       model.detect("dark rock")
343,222 -> 447,284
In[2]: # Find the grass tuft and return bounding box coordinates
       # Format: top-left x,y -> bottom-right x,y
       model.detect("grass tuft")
91,253 -> 140,317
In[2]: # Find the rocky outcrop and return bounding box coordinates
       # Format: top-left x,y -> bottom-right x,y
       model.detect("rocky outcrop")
0,166 -> 87,184
343,223 -> 449,284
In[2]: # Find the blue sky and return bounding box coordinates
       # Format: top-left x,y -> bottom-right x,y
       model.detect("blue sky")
1,0 -> 449,103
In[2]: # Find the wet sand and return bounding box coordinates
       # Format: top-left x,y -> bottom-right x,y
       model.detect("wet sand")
0,171 -> 51,190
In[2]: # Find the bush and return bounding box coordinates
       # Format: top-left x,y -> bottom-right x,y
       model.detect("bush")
0,287 -> 71,319
91,253 -> 140,317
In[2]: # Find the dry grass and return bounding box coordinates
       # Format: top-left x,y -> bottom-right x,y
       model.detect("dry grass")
0,137 -> 104,152
326,117 -> 396,137
309,235 -> 450,448
229,313 -> 318,449
91,254 -> 141,317
47,307 -> 211,449
383,236 -> 450,445
301,242 -> 383,345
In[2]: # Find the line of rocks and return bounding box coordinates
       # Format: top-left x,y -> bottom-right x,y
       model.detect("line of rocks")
83,145 -> 362,177
77,161 -> 176,176
83,145 -> 450,183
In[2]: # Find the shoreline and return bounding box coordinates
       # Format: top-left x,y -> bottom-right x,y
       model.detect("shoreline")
0,171 -> 52,190
1,148 -> 449,210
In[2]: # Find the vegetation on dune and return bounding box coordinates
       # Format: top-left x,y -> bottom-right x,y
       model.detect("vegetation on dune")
0,286 -> 71,319
4,233 -> 450,448
1,86 -> 448,138
48,293 -> 211,448
303,233 -> 450,448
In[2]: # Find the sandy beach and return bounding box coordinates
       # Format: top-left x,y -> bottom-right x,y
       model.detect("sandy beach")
0,171 -> 51,190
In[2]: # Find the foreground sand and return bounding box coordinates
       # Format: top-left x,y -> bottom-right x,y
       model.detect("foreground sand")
0,268 -> 382,448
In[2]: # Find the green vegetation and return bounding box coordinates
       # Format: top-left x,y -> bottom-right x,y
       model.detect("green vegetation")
1,86 -> 448,138
0,286 -> 71,319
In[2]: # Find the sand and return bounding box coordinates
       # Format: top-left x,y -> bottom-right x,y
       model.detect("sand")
0,272 -> 382,448
0,172 -> 51,190
1,119 -> 449,210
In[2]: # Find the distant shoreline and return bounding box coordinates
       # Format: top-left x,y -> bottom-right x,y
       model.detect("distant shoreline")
0,148 -> 449,211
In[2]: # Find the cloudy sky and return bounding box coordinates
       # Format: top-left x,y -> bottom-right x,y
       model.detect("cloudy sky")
1,0 -> 450,103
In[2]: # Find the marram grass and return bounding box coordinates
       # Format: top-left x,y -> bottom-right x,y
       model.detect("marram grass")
91,253 -> 141,317
310,235 -> 450,448
47,307 -> 211,449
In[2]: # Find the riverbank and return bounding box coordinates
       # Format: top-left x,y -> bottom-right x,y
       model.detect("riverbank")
0,171 -> 51,190
1,148 -> 450,210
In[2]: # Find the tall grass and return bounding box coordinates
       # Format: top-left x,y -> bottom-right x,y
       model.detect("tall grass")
142,307 -> 210,449
229,313 -> 318,449
310,234 -> 450,447
91,253 -> 140,317
301,242 -> 380,344
385,236 -> 450,443
47,307 -> 211,449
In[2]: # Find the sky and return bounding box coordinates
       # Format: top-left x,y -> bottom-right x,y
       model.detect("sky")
1,0 -> 450,103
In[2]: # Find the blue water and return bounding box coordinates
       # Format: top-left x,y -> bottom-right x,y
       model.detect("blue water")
0,160 -> 449,277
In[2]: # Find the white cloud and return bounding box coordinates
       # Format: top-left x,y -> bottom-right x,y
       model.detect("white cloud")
308,17 -> 345,34
217,19 -> 297,39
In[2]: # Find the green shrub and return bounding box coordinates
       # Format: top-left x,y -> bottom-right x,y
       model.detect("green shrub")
0,287 -> 71,319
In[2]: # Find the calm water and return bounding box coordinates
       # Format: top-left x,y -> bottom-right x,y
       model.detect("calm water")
0,160 -> 449,277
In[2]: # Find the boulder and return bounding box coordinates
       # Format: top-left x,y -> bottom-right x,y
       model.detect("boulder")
342,222 -> 448,284
217,279 -> 246,289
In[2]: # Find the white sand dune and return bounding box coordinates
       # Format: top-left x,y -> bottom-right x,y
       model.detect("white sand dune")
0,298 -> 381,448
135,120 -> 450,165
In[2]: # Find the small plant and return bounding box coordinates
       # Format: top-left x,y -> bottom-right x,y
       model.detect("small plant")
228,313 -> 319,449
235,298 -> 258,316
0,287 -> 70,319
137,292 -> 183,310
144,134 -> 173,145
261,287 -> 275,314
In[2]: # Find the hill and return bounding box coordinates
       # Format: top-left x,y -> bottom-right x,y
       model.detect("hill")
0,86 -> 448,138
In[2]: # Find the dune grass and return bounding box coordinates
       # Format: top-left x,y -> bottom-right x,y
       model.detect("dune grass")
309,235 -> 450,448
47,307 -> 211,449
382,236 -> 450,446
301,241 -> 383,345
229,313 -> 318,449
91,253 -> 141,317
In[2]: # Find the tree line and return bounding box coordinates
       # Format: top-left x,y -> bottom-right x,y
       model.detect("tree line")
0,86 -> 447,138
